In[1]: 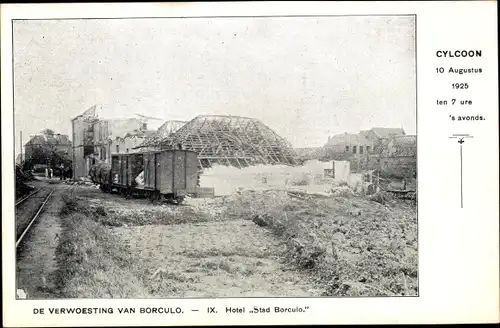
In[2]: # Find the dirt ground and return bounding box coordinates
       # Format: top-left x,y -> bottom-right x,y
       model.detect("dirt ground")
16,182 -> 72,299
18,177 -> 416,298
69,187 -> 321,297
111,220 -> 319,297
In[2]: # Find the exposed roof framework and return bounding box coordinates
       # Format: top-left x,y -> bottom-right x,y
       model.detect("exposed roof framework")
135,120 -> 187,149
159,115 -> 297,169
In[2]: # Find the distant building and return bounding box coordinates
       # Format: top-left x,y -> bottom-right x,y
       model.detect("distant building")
360,127 -> 406,144
24,129 -> 72,165
324,132 -> 373,155
325,127 -> 406,156
322,127 -> 409,172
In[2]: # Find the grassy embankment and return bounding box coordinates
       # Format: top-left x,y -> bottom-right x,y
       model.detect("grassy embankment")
54,192 -> 214,298
223,189 -> 418,296
54,193 -> 147,298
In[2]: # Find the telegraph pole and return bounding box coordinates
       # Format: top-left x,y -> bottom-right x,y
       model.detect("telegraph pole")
20,130 -> 23,163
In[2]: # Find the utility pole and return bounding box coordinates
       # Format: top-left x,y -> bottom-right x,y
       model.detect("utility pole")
20,130 -> 23,163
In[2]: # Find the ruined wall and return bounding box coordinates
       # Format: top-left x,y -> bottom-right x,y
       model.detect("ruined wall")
72,146 -> 86,178
200,160 -> 333,196
72,116 -> 94,147
93,120 -> 110,147
347,173 -> 364,192
72,116 -> 95,178
110,135 -> 148,155
109,119 -> 144,139
333,161 -> 350,182
93,118 -> 145,161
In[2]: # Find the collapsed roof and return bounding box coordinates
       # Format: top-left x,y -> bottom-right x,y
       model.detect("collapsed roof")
135,120 -> 187,149
157,115 -> 297,169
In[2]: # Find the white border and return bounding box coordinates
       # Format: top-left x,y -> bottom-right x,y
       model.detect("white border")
2,2 -> 499,326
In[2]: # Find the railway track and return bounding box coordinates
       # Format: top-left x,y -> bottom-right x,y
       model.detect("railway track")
16,188 -> 55,248
15,188 -> 41,206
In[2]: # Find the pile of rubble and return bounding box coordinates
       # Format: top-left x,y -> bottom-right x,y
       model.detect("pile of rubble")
329,185 -> 355,197
200,160 -> 335,196
65,177 -> 98,187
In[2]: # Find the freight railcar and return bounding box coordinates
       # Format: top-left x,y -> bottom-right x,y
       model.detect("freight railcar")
93,149 -> 199,204
89,162 -> 112,189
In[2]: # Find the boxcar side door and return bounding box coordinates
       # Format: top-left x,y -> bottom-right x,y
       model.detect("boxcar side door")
185,151 -> 198,193
159,151 -> 174,195
155,152 -> 162,192
173,150 -> 187,196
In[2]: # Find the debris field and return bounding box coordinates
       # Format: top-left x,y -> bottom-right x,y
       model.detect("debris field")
47,162 -> 417,298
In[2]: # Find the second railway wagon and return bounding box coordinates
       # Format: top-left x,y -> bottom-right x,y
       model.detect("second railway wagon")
95,149 -> 199,204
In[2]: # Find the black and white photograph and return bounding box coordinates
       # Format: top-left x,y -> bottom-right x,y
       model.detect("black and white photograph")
13,15 -> 417,300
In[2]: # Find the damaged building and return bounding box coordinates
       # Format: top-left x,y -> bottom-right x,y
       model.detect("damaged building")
71,105 -> 151,179
293,127 -> 413,174
93,117 -> 150,159
149,115 -> 297,169
71,106 -> 99,179
325,127 -> 406,156
109,130 -> 156,155
379,135 -> 417,178
134,120 -> 187,152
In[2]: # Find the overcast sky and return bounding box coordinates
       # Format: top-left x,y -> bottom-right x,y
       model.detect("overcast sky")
14,16 -> 415,153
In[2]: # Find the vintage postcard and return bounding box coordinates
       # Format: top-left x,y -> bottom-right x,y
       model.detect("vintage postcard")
2,1 -> 498,327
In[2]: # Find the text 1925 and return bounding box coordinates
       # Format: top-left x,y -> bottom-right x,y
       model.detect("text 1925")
452,83 -> 469,89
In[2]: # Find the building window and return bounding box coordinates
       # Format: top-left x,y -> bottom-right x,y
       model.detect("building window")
366,146 -> 370,153
352,146 -> 357,154
360,146 -> 364,154
345,146 -> 349,152
116,145 -> 119,153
